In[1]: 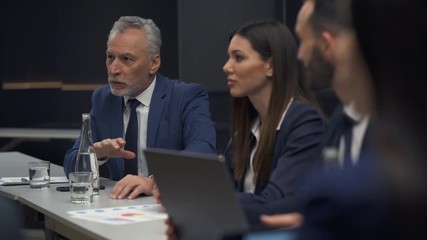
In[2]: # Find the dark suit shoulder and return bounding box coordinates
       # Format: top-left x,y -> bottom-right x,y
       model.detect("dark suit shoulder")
326,103 -> 344,124
90,85 -> 123,111
276,100 -> 325,156
156,74 -> 207,95
283,100 -> 325,128
167,77 -> 206,92
93,84 -> 111,96
288,100 -> 322,115
92,85 -> 115,101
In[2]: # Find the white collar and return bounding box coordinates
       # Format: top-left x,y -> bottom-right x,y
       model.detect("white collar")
343,101 -> 364,122
251,98 -> 294,136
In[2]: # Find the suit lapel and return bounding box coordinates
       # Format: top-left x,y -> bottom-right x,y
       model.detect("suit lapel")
147,74 -> 167,147
359,122 -> 372,164
323,104 -> 345,149
320,105 -> 345,168
110,96 -> 125,138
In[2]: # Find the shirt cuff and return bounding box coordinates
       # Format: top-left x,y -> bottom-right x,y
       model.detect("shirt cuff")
97,157 -> 108,165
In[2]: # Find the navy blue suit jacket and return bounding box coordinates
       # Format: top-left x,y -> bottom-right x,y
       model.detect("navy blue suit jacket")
319,104 -> 371,167
224,101 -> 325,206
64,74 -> 216,180
298,152 -> 391,240
0,196 -> 22,240
242,104 -> 373,226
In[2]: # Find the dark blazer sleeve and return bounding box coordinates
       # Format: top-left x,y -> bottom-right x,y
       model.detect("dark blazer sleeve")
242,195 -> 299,228
0,196 -> 22,239
63,86 -> 121,178
237,101 -> 325,205
63,88 -> 99,178
177,83 -> 217,153
148,76 -> 217,154
319,103 -> 344,150
298,154 -> 390,240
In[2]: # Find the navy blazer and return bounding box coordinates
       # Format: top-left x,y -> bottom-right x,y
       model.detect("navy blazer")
241,105 -> 374,227
64,73 -> 216,180
0,196 -> 22,240
298,152 -> 391,240
224,101 -> 325,206
320,104 -> 371,167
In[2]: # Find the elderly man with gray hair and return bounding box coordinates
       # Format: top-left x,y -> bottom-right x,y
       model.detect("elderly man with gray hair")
64,16 -> 216,200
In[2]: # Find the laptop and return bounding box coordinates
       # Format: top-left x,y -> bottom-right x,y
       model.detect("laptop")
144,148 -> 249,240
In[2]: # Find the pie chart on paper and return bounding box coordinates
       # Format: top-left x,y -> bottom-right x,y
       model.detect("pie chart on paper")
121,213 -> 144,217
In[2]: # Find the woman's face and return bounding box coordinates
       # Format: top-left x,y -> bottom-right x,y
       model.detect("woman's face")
223,35 -> 272,98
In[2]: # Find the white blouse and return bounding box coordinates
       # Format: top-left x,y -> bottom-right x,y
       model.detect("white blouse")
243,98 -> 294,193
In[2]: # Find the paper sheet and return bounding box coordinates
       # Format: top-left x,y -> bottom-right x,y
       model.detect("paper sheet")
67,204 -> 168,225
0,176 -> 69,186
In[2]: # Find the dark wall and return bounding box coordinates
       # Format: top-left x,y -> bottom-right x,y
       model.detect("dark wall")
1,0 -> 60,83
1,0 -> 301,87
0,0 -> 304,160
178,0 -> 286,91
1,0 -> 178,127
285,0 -> 303,33
0,0 -> 179,164
58,0 -> 179,84
1,0 -> 178,85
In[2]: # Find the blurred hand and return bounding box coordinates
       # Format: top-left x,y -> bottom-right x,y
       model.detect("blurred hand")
165,217 -> 178,240
93,138 -> 136,160
152,181 -> 162,204
260,212 -> 303,229
109,175 -> 155,199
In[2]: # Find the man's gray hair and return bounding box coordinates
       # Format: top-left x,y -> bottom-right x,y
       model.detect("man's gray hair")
108,16 -> 161,59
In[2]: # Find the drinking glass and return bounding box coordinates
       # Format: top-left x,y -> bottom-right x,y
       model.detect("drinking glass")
28,161 -> 50,189
69,172 -> 93,204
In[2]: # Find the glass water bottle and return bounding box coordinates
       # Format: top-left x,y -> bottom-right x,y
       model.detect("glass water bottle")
75,113 -> 100,195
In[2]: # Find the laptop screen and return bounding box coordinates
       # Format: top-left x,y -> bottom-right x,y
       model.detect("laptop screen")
144,148 -> 249,240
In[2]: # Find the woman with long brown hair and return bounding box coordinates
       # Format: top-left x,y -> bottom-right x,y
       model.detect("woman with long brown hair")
223,19 -> 325,209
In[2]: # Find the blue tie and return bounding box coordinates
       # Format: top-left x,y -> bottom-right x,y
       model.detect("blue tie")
124,99 -> 140,176
342,114 -> 355,168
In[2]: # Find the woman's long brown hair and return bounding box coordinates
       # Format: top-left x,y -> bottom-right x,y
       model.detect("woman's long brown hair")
229,20 -> 317,185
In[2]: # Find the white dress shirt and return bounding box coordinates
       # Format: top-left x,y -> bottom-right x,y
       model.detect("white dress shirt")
123,77 -> 156,176
337,102 -> 369,167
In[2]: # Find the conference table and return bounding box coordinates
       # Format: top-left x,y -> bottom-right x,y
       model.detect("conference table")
0,128 -> 80,151
0,152 -> 167,240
